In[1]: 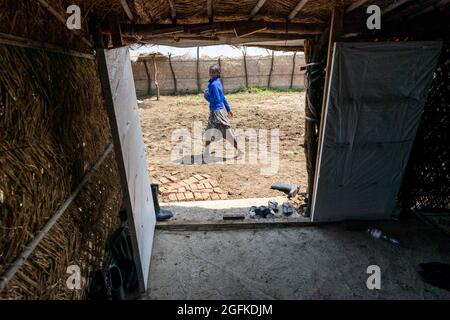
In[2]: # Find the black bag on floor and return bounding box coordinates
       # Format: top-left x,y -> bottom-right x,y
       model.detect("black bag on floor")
107,226 -> 139,291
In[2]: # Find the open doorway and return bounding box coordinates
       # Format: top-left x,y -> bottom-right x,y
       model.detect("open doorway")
132,45 -> 309,224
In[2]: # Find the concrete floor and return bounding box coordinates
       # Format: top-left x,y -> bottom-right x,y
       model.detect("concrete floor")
145,214 -> 450,299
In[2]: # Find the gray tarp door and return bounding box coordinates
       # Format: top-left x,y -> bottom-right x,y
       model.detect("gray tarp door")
98,47 -> 155,292
311,42 -> 442,222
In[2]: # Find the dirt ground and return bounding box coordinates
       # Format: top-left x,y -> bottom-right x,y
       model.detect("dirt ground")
139,90 -> 307,201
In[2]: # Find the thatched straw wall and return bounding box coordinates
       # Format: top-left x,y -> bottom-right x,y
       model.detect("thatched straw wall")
133,0 -> 353,24
399,42 -> 450,212
0,45 -> 122,299
132,54 -> 305,96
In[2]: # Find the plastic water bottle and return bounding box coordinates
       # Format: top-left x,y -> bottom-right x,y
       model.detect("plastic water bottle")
367,227 -> 400,246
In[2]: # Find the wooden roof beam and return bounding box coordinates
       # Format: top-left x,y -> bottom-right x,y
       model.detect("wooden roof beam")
382,0 -> 414,15
168,0 -> 177,24
409,0 -> 450,19
36,0 -> 92,47
234,22 -> 267,37
288,0 -> 310,21
207,0 -> 214,23
345,0 -> 371,13
249,0 -> 267,20
121,22 -> 325,36
119,0 -> 134,21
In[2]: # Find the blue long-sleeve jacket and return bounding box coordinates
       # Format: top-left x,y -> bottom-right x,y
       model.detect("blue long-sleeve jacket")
204,76 -> 230,112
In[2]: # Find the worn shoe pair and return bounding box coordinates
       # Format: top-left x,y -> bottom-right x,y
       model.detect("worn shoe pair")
249,206 -> 275,219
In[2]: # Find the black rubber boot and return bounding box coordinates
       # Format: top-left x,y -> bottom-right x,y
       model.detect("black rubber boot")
151,184 -> 173,221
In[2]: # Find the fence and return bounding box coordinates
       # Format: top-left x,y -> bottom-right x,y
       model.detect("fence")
132,53 -> 306,97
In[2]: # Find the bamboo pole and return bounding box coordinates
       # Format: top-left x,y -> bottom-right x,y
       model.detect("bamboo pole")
0,32 -> 94,59
36,0 -> 92,48
168,53 -> 177,94
310,8 -> 344,217
0,143 -> 113,293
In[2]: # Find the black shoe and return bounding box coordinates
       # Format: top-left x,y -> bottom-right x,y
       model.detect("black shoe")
282,202 -> 294,216
151,184 -> 173,221
109,265 -> 125,300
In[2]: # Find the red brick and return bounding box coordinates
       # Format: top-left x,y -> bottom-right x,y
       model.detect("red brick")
203,188 -> 214,193
190,183 -> 198,190
202,193 -> 210,200
177,187 -> 186,193
219,193 -> 228,200
171,170 -> 179,175
160,177 -> 170,184
197,183 -> 205,190
168,176 -> 178,182
194,192 -> 203,201
213,187 -> 223,194
170,182 -> 181,189
210,194 -> 220,200
201,174 -> 211,179
194,174 -> 204,181
210,180 -> 219,187
185,192 -> 194,201
203,182 -> 212,188
176,193 -> 186,201
168,194 -> 177,201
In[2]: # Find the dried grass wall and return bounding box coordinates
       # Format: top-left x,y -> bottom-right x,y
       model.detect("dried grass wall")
132,54 -> 305,97
399,42 -> 450,212
0,45 -> 122,299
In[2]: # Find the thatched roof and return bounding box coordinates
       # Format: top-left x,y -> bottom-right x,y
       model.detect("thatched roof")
1,0 -> 449,52
136,52 -> 168,61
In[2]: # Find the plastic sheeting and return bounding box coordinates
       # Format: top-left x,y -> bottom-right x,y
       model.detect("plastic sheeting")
311,42 -> 442,222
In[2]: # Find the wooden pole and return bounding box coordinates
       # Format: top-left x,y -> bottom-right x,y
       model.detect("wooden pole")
0,32 -> 94,59
107,15 -> 124,48
143,61 -> 152,97
290,51 -> 297,89
303,29 -> 329,217
168,53 -> 177,95
268,50 -> 274,88
242,47 -> 248,88
310,7 -> 344,216
0,143 -> 113,293
218,57 -> 224,89
36,0 -> 92,47
196,47 -> 201,93
153,55 -> 160,100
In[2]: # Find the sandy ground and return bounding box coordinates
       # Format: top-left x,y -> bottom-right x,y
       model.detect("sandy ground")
139,91 -> 306,201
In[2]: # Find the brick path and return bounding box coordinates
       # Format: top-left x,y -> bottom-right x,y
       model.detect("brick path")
154,171 -> 228,202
